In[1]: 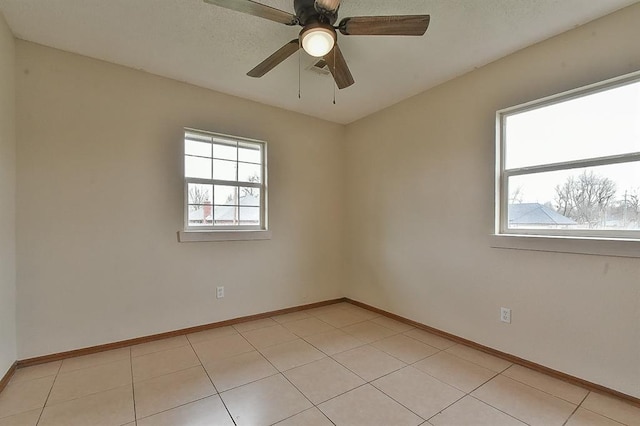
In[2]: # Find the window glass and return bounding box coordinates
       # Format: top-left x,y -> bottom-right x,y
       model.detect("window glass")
505,81 -> 640,169
239,142 -> 262,163
212,141 -> 237,161
213,159 -> 237,181
184,129 -> 266,231
498,72 -> 640,238
185,140 -> 211,157
185,156 -> 212,179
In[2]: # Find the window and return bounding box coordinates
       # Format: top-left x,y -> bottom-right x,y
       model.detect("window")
184,129 -> 267,232
496,70 -> 640,240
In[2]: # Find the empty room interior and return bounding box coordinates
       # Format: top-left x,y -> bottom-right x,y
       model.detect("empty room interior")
0,1 -> 639,425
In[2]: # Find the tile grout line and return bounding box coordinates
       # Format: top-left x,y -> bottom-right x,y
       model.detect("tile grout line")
401,330 -> 457,353
296,346 -> 519,426
442,345 -> 514,374
128,347 -> 138,426
281,314 -> 339,332
315,318 -> 532,424
29,358 -> 136,422
267,389 -> 338,426
237,311 -> 390,423
131,361 -> 207,387
34,359 -> 63,425
347,300 -> 640,409
466,395 -> 533,426
404,366 -> 518,425
368,366 -> 450,423
54,352 -> 132,375
466,372 -> 583,425
314,382 -> 373,421
584,388 -> 636,425
238,322 -> 319,424
300,330 -> 367,357
33,383 -> 135,410
131,338 -> 192,359
449,372 -> 535,424
572,406 -> 628,426
191,330 -> 282,394
403,337 -> 590,421
185,333 -> 238,426
320,346 -> 431,423
133,395 -> 218,423
256,347 -> 326,374
564,391 -> 630,426
281,317 -> 461,422
328,344 -> 410,382
562,391 -> 590,426
344,365 -> 431,422
494,371 -> 587,406
277,338 -> 364,404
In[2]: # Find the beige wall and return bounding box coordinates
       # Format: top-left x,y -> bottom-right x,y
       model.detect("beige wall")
15,41 -> 346,359
0,11 -> 16,376
345,4 -> 640,398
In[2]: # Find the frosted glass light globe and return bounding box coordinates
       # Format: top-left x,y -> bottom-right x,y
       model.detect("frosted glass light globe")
301,27 -> 335,57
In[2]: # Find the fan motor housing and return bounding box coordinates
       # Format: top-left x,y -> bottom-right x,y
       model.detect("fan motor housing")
294,0 -> 338,26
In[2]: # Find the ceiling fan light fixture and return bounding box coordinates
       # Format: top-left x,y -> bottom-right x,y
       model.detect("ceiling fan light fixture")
300,25 -> 336,57
315,0 -> 341,12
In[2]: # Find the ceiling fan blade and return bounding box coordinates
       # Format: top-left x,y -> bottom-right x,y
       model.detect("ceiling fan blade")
323,43 -> 354,89
203,0 -> 298,25
339,15 -> 430,36
247,40 -> 300,78
315,0 -> 341,13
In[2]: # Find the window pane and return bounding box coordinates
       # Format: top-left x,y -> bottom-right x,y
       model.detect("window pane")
185,156 -> 212,179
213,159 -> 237,181
239,142 -> 262,163
185,140 -> 211,157
505,80 -> 640,169
188,205 -> 213,226
239,187 -> 260,206
238,162 -> 261,183
214,205 -> 238,226
188,184 -> 212,205
507,161 -> 640,231
212,141 -> 237,161
239,207 -> 260,226
214,185 -> 238,205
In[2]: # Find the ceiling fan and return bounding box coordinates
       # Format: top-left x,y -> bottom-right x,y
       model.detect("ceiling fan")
204,0 -> 430,89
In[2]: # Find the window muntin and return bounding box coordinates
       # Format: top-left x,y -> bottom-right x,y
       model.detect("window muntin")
497,71 -> 640,239
184,129 -> 266,231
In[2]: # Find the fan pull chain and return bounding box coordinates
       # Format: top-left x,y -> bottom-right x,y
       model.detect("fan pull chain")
332,47 -> 336,105
298,39 -> 302,99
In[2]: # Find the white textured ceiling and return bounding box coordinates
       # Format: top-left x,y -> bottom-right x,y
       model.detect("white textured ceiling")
0,0 -> 637,124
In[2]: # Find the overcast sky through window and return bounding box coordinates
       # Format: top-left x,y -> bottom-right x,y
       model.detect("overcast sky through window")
505,80 -> 640,204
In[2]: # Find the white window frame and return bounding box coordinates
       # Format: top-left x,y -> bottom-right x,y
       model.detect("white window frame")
180,128 -> 269,241
495,70 -> 640,243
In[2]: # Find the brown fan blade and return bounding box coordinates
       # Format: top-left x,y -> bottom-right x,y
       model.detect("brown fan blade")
204,0 -> 298,26
247,40 -> 300,78
323,43 -> 354,89
339,15 -> 430,36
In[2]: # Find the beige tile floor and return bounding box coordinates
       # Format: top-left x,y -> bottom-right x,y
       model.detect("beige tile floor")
1,302 -> 639,426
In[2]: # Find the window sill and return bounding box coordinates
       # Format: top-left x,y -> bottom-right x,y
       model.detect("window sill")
178,230 -> 272,242
490,234 -> 640,258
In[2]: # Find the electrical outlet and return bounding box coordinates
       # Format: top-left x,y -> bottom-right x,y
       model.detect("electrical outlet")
216,286 -> 224,299
500,307 -> 511,324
